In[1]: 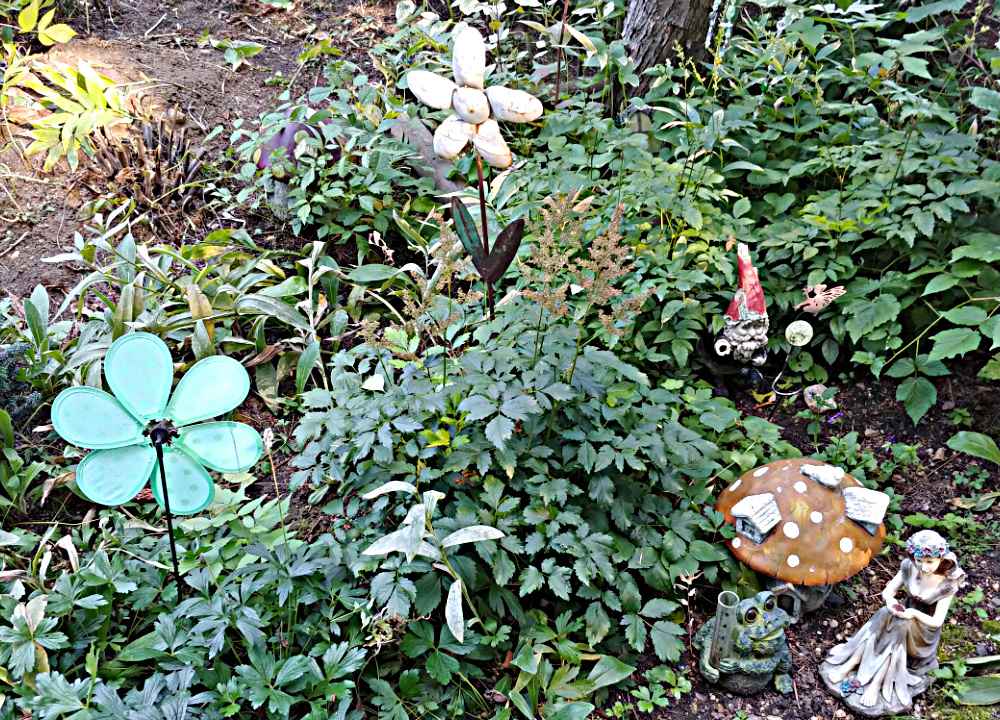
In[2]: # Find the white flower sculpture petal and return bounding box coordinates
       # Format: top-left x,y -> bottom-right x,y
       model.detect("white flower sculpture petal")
473,120 -> 512,169
404,24 -> 542,170
408,70 -> 456,110
452,25 -> 486,89
434,115 -> 476,159
453,87 -> 490,124
486,86 -> 544,123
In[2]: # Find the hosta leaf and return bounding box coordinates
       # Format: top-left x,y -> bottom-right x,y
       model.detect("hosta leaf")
445,579 -> 464,643
441,525 -> 504,547
482,218 -> 525,284
587,656 -> 634,690
896,376 -> 936,425
947,431 -> 1000,466
451,197 -> 485,277
953,674 -> 1000,705
927,328 -> 980,362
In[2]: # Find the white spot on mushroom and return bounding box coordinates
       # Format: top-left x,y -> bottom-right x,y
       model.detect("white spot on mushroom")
783,522 -> 800,539
776,486 -> 783,493
810,567 -> 815,573
840,537 -> 854,553
810,511 -> 823,524
732,537 -> 742,549
787,554 -> 800,568
794,481 -> 808,494
753,467 -> 768,478
729,479 -> 742,492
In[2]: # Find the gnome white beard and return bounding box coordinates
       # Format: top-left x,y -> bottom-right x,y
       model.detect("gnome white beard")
720,314 -> 769,365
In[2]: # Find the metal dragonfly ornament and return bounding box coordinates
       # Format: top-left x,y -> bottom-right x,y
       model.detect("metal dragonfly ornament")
51,332 -> 263,595
404,23 -> 542,317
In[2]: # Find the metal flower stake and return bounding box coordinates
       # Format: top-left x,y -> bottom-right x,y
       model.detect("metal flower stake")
51,332 -> 263,595
405,24 -> 543,317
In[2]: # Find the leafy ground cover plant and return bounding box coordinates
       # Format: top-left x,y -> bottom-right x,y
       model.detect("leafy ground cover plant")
292,200 -> 795,716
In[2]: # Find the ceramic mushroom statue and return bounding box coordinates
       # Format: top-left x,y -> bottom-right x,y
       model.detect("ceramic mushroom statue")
716,458 -> 890,620
405,24 -> 543,171
820,530 -> 965,717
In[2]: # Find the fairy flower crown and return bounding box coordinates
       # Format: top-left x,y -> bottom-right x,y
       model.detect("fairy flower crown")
906,529 -> 949,559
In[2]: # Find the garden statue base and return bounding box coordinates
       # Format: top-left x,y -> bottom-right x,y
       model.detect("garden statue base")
694,591 -> 793,695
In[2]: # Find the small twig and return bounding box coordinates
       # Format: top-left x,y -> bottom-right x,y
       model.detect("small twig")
0,231 -> 30,259
144,13 -> 168,38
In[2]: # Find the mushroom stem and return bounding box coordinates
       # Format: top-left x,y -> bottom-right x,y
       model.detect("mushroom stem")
475,151 -> 494,319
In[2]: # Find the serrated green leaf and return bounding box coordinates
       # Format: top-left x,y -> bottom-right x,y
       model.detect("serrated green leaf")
896,376 -> 936,425
927,327 -> 980,362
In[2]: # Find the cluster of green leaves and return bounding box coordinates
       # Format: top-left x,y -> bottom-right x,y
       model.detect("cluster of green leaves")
233,60 -> 437,248
291,290 -> 793,717
625,2 -> 1000,423
0,487 -> 376,719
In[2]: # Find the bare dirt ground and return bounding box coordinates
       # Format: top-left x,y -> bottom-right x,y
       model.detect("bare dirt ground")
0,0 -> 393,300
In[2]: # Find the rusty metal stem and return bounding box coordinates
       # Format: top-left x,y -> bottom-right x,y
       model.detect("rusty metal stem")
553,0 -> 570,103
475,152 -> 494,319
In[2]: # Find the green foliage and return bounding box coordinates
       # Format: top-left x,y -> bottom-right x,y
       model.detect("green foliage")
234,60 -> 436,247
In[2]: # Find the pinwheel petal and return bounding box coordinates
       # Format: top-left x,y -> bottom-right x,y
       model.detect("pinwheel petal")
151,447 -> 215,515
452,24 -> 486,89
52,387 -> 146,449
75,444 -> 155,506
177,421 -> 263,473
166,356 -> 250,426
406,70 -> 456,110
105,332 -> 174,422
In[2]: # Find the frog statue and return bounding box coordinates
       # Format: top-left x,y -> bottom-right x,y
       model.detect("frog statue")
694,591 -> 793,695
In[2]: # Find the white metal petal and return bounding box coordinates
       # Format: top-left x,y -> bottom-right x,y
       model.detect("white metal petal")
406,70 -> 456,110
452,25 -> 486,89
452,87 -> 490,124
486,86 -> 544,123
433,115 -> 475,160
473,119 -> 512,169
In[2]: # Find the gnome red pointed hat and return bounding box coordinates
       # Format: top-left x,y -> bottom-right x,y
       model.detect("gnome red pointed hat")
725,243 -> 767,322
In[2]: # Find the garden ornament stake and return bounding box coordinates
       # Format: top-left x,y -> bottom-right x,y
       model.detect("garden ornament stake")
404,23 -> 542,317
716,458 -> 889,621
51,332 -> 263,597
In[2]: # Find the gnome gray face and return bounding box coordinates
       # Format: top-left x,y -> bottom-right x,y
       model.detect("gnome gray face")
717,309 -> 769,366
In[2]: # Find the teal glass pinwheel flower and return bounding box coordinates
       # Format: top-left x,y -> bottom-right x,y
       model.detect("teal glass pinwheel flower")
51,332 -> 263,515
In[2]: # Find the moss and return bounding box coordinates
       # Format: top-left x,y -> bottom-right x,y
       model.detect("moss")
981,619 -> 1000,636
938,624 -> 976,663
931,702 -> 993,720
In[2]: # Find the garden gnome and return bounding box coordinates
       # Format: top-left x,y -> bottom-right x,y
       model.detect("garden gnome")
819,529 -> 965,716
704,243 -> 769,388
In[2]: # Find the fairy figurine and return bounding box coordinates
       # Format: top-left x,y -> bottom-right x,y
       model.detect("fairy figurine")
819,529 -> 965,716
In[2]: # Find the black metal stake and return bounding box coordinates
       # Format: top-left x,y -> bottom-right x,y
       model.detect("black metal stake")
150,424 -> 183,600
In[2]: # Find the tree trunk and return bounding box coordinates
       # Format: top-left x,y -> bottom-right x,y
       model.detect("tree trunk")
623,0 -> 715,89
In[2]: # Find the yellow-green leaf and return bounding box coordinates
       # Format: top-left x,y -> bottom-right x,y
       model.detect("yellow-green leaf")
37,8 -> 55,31
39,23 -> 77,46
18,0 -> 40,32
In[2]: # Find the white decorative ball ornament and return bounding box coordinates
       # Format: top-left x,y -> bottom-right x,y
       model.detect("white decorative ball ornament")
785,319 -> 814,347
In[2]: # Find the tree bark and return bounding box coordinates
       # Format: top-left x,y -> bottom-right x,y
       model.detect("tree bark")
624,0 -> 715,89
